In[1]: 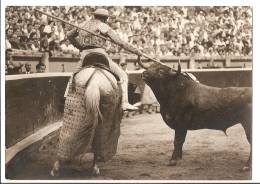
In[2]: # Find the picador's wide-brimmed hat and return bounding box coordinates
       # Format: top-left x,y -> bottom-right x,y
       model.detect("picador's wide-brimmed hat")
93,8 -> 109,17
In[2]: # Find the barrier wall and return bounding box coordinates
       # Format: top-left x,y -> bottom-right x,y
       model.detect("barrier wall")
11,52 -> 252,72
5,73 -> 70,148
5,69 -> 252,148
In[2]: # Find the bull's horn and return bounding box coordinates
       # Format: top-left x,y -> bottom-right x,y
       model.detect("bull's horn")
136,55 -> 150,69
177,59 -> 181,74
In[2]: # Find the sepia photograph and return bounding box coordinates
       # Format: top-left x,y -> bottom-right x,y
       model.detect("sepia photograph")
1,0 -> 258,182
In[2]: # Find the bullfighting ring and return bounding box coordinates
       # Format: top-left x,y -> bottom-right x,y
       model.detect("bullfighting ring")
7,113 -> 251,180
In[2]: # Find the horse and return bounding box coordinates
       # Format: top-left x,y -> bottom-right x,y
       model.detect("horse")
50,52 -> 123,177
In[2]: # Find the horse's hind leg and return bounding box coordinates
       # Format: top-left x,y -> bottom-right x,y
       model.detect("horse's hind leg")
50,160 -> 61,177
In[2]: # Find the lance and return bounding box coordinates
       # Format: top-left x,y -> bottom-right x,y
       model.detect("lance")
34,8 -> 167,66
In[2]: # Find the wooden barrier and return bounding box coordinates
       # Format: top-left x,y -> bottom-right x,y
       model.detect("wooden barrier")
5,73 -> 71,148
9,51 -> 252,72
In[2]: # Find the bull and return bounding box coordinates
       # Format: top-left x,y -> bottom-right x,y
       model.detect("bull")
137,58 -> 252,170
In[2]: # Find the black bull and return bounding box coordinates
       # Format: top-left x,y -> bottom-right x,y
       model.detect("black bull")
141,62 -> 252,169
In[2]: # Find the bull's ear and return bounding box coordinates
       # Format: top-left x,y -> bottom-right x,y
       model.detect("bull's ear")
177,60 -> 181,74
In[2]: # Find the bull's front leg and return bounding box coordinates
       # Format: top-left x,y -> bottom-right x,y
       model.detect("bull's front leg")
169,128 -> 187,166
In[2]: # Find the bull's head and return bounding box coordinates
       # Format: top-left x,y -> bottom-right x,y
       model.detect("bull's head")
138,56 -> 181,100
137,56 -> 181,85
142,63 -> 181,85
137,55 -> 181,73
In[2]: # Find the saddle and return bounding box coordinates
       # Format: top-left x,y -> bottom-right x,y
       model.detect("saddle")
81,52 -> 120,81
71,52 -> 120,92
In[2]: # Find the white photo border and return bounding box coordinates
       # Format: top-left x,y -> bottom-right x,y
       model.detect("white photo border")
1,0 -> 259,183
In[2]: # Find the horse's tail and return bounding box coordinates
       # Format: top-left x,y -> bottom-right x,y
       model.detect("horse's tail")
84,83 -> 102,129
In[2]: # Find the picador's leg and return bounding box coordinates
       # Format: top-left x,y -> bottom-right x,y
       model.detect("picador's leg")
169,128 -> 187,166
108,59 -> 138,111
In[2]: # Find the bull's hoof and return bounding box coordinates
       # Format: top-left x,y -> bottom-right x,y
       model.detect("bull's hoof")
242,165 -> 251,171
168,159 -> 178,166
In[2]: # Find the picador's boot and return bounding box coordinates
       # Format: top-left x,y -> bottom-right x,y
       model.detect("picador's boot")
121,79 -> 138,111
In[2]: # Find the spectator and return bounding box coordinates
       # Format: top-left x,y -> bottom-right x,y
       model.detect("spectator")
5,49 -> 13,74
39,24 -> 46,38
19,35 -> 29,50
40,7 -> 49,24
28,32 -> 40,51
43,20 -> 55,34
60,39 -> 78,54
8,30 -> 21,49
49,40 -> 62,54
23,63 -> 33,74
40,32 -> 49,52
36,62 -> 46,73
26,23 -> 34,38
5,6 -> 252,57
55,23 -> 65,41
6,28 -> 13,49
48,26 -> 59,42
5,49 -> 24,75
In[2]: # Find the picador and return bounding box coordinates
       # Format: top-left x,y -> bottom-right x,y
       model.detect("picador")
65,8 -> 143,111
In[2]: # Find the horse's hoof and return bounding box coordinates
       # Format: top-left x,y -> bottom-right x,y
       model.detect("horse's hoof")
92,165 -> 100,176
50,169 -> 60,177
168,160 -> 178,166
50,161 -> 60,177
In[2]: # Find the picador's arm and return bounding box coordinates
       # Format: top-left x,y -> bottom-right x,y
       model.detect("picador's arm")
67,29 -> 82,50
67,28 -> 97,51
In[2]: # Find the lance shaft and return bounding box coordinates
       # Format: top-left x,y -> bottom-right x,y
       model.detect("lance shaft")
34,8 -> 164,65
35,9 -> 111,42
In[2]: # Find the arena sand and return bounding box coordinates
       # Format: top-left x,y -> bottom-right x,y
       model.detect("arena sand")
8,113 -> 251,180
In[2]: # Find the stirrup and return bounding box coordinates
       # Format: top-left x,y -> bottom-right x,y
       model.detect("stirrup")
122,103 -> 139,111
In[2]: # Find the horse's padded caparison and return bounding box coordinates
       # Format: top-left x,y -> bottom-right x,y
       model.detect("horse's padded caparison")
57,67 -> 122,163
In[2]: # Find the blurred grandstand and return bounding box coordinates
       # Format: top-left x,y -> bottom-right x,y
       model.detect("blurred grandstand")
5,6 -> 252,60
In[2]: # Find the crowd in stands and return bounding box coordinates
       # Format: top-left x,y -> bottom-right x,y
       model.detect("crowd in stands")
6,6 -> 252,59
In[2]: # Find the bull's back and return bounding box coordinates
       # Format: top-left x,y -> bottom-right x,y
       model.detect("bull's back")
163,84 -> 252,131
189,84 -> 251,110
187,86 -> 251,130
